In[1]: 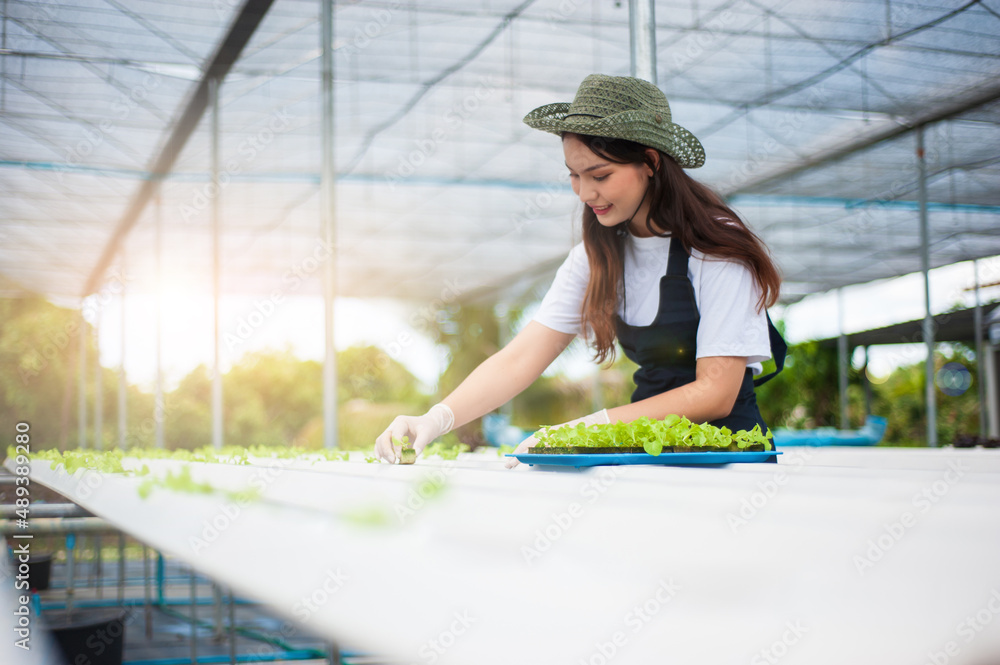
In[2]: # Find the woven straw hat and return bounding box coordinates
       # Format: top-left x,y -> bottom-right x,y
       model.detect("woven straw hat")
523,74 -> 705,168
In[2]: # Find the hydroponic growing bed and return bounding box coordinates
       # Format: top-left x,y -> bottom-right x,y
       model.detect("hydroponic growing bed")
7,441 -> 1000,665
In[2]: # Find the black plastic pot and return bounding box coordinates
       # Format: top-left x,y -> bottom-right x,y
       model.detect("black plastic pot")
28,553 -> 52,591
44,608 -> 128,665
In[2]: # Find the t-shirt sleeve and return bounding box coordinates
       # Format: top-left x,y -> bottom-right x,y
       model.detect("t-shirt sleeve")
532,242 -> 590,338
693,253 -> 772,370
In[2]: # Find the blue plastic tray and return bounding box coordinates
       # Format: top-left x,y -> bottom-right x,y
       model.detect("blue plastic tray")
506,451 -> 781,468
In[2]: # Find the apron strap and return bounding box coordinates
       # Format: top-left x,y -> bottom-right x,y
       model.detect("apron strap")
666,237 -> 687,276
753,312 -> 787,387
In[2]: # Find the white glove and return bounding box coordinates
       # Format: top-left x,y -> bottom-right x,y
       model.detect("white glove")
504,409 -> 611,469
374,403 -> 455,463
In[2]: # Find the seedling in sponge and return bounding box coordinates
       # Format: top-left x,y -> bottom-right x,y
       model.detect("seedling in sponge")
393,435 -> 416,465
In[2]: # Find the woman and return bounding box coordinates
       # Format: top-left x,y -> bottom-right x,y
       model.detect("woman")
374,73 -> 786,467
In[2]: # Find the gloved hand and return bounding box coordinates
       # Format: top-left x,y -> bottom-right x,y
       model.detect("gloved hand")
374,403 -> 455,463
504,409 -> 611,469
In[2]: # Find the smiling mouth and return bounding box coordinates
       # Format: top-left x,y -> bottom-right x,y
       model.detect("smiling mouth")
592,204 -> 612,215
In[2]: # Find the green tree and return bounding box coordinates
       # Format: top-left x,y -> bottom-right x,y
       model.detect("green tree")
337,345 -> 427,405
163,346 -> 428,451
755,338 -> 844,429
428,303 -> 501,446
870,345 -> 981,446
0,297 -> 92,449
162,365 -> 212,450
510,343 -> 638,430
224,349 -> 322,447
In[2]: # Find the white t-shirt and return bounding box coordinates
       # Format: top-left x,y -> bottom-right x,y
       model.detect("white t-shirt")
533,234 -> 772,374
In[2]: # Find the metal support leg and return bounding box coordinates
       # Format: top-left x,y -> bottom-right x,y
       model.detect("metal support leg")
228,588 -> 237,665
917,126 -> 937,446
117,533 -> 125,605
190,569 -> 198,665
214,583 -> 224,641
95,534 -> 103,599
143,544 -> 152,640
157,552 -> 165,606
66,532 -> 76,616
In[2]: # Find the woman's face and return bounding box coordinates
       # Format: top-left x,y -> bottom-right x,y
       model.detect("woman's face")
563,134 -> 657,237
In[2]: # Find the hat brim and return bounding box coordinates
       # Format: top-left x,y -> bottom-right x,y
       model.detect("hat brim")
523,103 -> 706,169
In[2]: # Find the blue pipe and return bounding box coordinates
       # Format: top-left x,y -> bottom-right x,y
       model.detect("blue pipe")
124,650 -> 323,665
152,604 -> 335,664
156,553 -> 165,606
0,159 -> 563,190
40,597 -> 255,611
727,193 -> 1000,215
45,574 -> 202,589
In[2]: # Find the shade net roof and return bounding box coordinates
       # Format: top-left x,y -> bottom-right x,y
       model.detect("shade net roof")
1,0 -> 999,306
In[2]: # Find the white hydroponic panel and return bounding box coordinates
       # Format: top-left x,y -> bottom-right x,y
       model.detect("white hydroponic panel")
11,449 -> 1000,665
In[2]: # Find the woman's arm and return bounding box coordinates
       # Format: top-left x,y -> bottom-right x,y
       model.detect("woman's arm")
606,355 -> 748,424
442,321 -> 576,429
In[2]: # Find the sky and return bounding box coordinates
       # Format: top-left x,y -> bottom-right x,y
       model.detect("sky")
93,255 -> 1000,395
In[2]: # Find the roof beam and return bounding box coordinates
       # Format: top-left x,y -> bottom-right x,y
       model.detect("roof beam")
722,81 -> 1000,198
82,0 -> 275,296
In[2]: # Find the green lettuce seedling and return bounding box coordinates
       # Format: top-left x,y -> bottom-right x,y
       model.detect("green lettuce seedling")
533,415 -> 774,455
393,435 -> 416,464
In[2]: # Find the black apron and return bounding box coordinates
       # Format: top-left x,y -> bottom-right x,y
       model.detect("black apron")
614,237 -> 787,433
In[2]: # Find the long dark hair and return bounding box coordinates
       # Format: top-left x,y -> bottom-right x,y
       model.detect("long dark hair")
568,133 -> 782,365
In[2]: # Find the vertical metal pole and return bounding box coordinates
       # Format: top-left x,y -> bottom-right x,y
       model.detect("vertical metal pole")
987,343 -> 1000,438
85,535 -> 92,587
210,76 -> 224,451
321,0 -> 339,449
155,192 -> 165,449
838,288 -> 849,429
228,589 -> 237,665
862,346 -> 873,417
78,309 -> 87,449
118,255 -> 127,449
189,569 -> 198,664
117,533 -> 125,605
66,532 -> 76,616
143,544 -> 152,640
213,583 -> 224,640
917,127 -> 937,447
628,0 -> 657,83
94,309 -> 102,450
974,259 -> 986,437
157,552 -> 165,606
95,534 -> 103,599
1,0 -> 7,111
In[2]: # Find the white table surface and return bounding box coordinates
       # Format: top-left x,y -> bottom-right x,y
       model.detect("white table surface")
11,447 -> 1000,665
